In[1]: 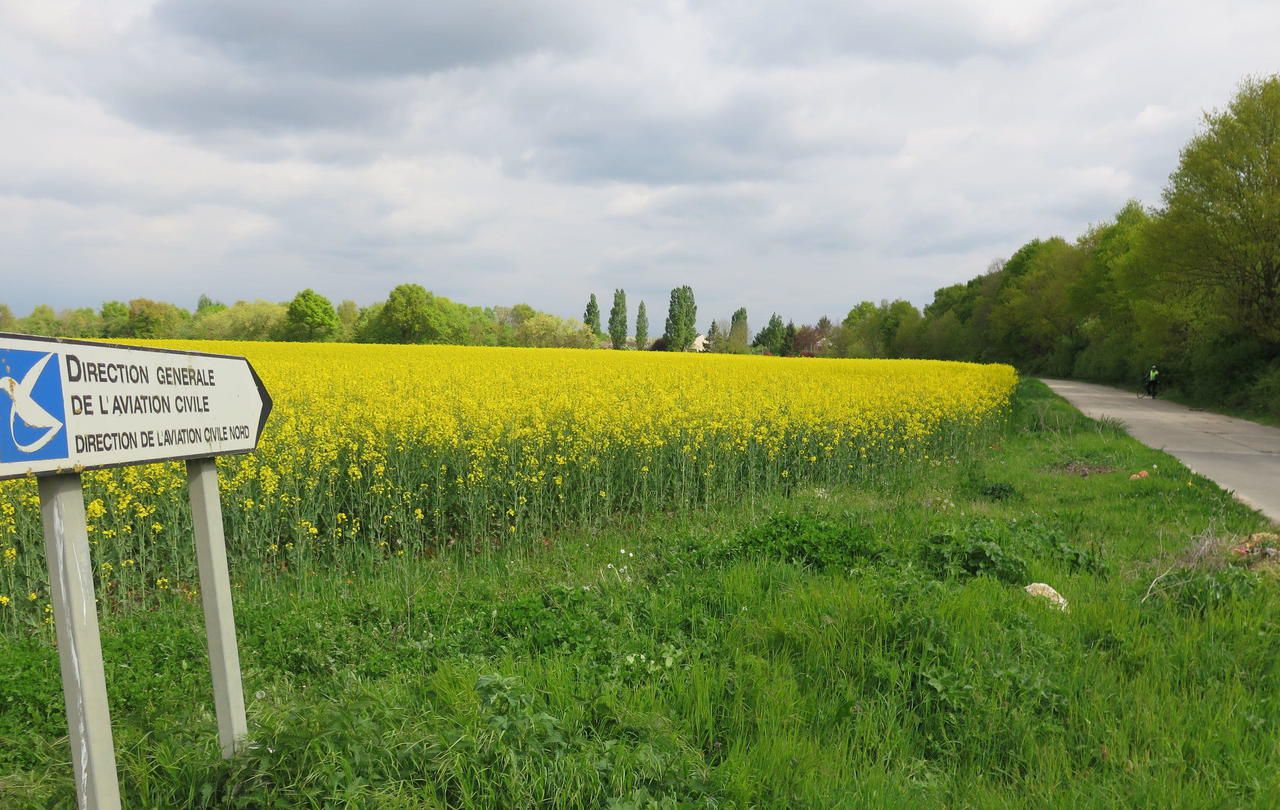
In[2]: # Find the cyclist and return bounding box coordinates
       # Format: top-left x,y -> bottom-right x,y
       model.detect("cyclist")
1145,365 -> 1160,398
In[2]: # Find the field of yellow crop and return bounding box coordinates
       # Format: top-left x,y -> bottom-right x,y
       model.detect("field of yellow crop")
0,343 -> 1015,627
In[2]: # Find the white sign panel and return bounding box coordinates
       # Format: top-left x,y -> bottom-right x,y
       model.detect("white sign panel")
0,334 -> 272,480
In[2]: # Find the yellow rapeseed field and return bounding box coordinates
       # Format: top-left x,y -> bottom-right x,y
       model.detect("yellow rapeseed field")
0,342 -> 1015,622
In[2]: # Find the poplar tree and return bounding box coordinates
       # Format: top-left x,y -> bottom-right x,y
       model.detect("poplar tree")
635,301 -> 649,349
728,307 -> 749,353
608,289 -> 628,349
584,293 -> 602,336
662,286 -> 697,350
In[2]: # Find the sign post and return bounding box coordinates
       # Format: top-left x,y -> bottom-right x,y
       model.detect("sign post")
1,333 -> 271,809
41,472 -> 120,810
187,456 -> 248,758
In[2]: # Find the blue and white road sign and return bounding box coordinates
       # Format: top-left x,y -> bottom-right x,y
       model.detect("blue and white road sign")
0,334 -> 271,480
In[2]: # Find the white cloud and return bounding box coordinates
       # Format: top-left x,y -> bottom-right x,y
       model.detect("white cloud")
2,0 -> 1279,326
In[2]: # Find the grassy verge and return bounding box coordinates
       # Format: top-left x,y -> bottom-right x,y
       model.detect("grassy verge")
2,380 -> 1277,808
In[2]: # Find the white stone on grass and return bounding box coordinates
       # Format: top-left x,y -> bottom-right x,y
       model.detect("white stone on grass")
1024,582 -> 1068,612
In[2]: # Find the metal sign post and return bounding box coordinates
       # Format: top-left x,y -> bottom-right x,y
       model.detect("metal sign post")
1,333 -> 272,809
41,472 -> 121,810
187,457 -> 248,758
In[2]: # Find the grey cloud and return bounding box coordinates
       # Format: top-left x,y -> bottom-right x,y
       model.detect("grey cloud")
505,83 -> 900,186
695,0 -> 1093,65
153,0 -> 596,77
643,188 -> 774,222
108,70 -> 399,136
94,0 -> 601,144
903,223 -> 1033,258
522,123 -> 773,185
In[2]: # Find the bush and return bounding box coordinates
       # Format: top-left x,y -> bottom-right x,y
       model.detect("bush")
1245,363 -> 1280,419
732,511 -> 886,570
1154,565 -> 1259,615
921,530 -> 1029,584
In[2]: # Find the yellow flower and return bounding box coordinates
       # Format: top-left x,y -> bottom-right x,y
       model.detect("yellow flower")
0,341 -> 1014,563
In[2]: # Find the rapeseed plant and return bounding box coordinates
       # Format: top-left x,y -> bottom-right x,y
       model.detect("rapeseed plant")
0,342 -> 1015,630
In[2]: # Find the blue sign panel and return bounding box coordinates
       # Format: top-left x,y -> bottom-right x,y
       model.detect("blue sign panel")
0,349 -> 69,464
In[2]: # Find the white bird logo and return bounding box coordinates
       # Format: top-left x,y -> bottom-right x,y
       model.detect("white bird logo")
1,353 -> 64,453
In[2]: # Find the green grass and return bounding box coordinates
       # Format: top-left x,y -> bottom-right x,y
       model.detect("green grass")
2,380 -> 1277,808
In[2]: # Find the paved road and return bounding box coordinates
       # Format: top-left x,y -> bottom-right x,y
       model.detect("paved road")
1041,378 -> 1280,524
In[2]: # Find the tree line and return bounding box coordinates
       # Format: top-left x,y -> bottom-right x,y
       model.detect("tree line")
719,76 -> 1279,417
0,286 -> 600,349
856,75 -> 1278,416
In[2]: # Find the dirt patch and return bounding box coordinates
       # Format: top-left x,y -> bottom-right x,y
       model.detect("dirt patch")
1232,532 -> 1280,575
1053,460 -> 1117,477
1142,530 -> 1280,604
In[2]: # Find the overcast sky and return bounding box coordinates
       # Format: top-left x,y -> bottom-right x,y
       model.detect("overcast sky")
2,1 -> 1279,328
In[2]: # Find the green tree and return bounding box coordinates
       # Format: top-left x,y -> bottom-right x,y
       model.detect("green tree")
379,284 -> 444,343
1147,76 -> 1280,342
662,286 -> 697,351
100,301 -> 130,337
336,300 -> 360,341
20,305 -> 59,336
830,302 -> 876,357
284,289 -> 341,341
0,304 -> 15,332
192,300 -> 287,341
516,313 -> 596,348
832,300 -> 924,358
634,301 -> 649,349
608,289 -> 627,349
196,294 -> 226,317
352,303 -> 384,343
753,313 -> 786,355
1070,202 -> 1152,380
728,308 -> 749,353
511,303 -> 537,325
706,319 -> 725,352
918,309 -> 968,361
127,299 -> 189,338
782,321 -> 798,357
584,294 -> 602,336
988,238 -> 1084,372
493,304 -> 536,346
57,308 -> 103,338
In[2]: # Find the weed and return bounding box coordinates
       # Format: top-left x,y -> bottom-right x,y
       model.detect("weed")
978,482 -> 1019,501
728,510 -> 887,570
921,528 -> 1029,583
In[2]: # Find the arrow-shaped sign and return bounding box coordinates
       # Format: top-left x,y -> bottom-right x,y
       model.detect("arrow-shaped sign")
0,333 -> 272,480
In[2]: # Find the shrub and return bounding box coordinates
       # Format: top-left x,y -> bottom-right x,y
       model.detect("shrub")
735,511 -> 887,570
921,530 -> 1028,583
